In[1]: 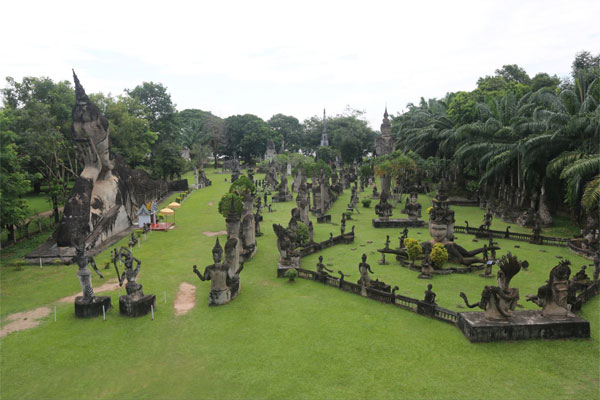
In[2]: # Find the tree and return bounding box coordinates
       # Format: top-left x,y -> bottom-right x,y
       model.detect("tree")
90,93 -> 157,169
0,128 -> 30,242
447,91 -> 478,125
127,82 -> 183,178
2,77 -> 77,221
224,114 -> 271,162
268,114 -> 303,152
315,146 -> 339,164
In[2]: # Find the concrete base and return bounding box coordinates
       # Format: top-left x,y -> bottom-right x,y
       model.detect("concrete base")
372,218 -> 425,228
317,215 -> 331,223
457,310 -> 590,342
272,193 -> 293,202
119,294 -> 156,317
74,296 -> 112,318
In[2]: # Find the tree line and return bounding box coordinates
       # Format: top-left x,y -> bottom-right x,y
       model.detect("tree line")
0,78 -> 375,238
391,51 -> 599,226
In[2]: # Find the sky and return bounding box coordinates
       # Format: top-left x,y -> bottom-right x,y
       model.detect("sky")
3,0 -> 600,129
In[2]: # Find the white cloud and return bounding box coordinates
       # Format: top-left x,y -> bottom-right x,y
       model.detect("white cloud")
2,0 -> 599,127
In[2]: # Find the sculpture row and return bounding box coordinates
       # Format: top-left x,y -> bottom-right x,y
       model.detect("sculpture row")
74,245 -> 155,318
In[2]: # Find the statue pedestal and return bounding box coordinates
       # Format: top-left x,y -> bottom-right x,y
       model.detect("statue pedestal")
74,296 -> 112,318
457,310 -> 590,342
372,218 -> 425,228
209,288 -> 231,306
316,215 -> 331,223
119,294 -> 156,317
272,193 -> 293,202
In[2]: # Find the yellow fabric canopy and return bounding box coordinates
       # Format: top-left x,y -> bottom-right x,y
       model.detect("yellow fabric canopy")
159,208 -> 174,215
168,202 -> 181,209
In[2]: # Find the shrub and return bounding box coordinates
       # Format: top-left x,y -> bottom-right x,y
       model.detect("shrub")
343,210 -> 353,219
362,199 -> 372,208
296,222 -> 308,244
430,243 -> 448,269
284,268 -> 298,282
218,193 -> 243,218
404,238 -> 423,265
229,175 -> 256,196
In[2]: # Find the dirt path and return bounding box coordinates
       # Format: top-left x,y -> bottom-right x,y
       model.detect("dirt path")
203,231 -> 227,237
58,279 -> 121,303
25,206 -> 65,224
174,282 -> 196,316
0,307 -> 51,338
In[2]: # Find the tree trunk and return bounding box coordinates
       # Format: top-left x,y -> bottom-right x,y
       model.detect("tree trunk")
5,224 -> 15,244
213,152 -> 218,169
52,194 -> 60,223
538,180 -> 553,226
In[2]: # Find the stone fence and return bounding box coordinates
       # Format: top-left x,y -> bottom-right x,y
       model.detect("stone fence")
453,225 -> 569,247
296,268 -> 458,325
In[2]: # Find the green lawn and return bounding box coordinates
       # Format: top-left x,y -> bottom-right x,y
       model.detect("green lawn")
0,169 -> 598,400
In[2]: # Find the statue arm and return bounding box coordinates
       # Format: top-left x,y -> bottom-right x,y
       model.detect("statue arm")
193,265 -> 206,281
133,258 -> 141,276
89,258 -> 104,279
367,264 -> 374,274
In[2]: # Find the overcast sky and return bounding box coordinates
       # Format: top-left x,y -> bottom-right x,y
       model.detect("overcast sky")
3,0 -> 599,129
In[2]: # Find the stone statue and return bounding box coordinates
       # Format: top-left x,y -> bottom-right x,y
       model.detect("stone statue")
128,232 -> 138,249
75,244 -> 104,303
308,221 -> 314,243
273,223 -> 300,275
358,253 -> 373,288
419,252 -> 434,279
460,252 -> 524,320
527,260 -> 572,318
375,191 -> 393,220
316,255 -> 333,277
115,247 -> 143,298
193,238 -> 244,306
384,235 -> 391,250
572,265 -> 590,282
483,208 -> 493,230
594,250 -> 600,282
35,71 -> 165,263
402,190 -> 422,220
340,216 -> 346,235
423,284 -> 437,304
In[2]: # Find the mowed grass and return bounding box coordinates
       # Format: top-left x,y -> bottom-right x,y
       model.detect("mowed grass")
0,169 -> 598,400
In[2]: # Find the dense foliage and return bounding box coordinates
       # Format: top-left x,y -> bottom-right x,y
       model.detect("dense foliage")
392,51 -> 600,224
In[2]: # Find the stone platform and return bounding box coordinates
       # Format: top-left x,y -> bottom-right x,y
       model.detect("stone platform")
457,310 -> 590,342
372,218 -> 425,228
316,215 -> 331,223
119,294 -> 156,317
272,194 -> 293,202
74,296 -> 112,318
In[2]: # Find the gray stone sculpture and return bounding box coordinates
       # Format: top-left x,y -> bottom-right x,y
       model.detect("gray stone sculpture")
527,260 -> 572,318
28,71 -> 166,263
73,244 -> 111,317
193,238 -> 243,306
115,247 -> 155,316
460,252 -> 523,320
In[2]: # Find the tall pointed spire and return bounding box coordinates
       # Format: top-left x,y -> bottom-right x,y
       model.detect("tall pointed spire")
381,105 -> 391,137
72,69 -> 89,104
320,108 -> 329,147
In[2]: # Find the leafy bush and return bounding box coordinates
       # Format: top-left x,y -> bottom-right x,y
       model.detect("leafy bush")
284,268 -> 298,282
404,238 -> 423,265
229,175 -> 256,196
296,222 -> 308,244
430,243 -> 448,268
218,193 -> 243,218
362,199 -> 371,208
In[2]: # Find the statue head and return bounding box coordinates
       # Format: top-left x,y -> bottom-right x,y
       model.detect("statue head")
212,238 -> 224,263
361,253 -> 367,263
429,222 -> 449,243
497,252 -> 523,291
319,255 -> 323,263
427,283 -> 433,290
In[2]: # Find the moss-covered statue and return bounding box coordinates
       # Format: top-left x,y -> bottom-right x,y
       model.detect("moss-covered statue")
460,252 -> 525,320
